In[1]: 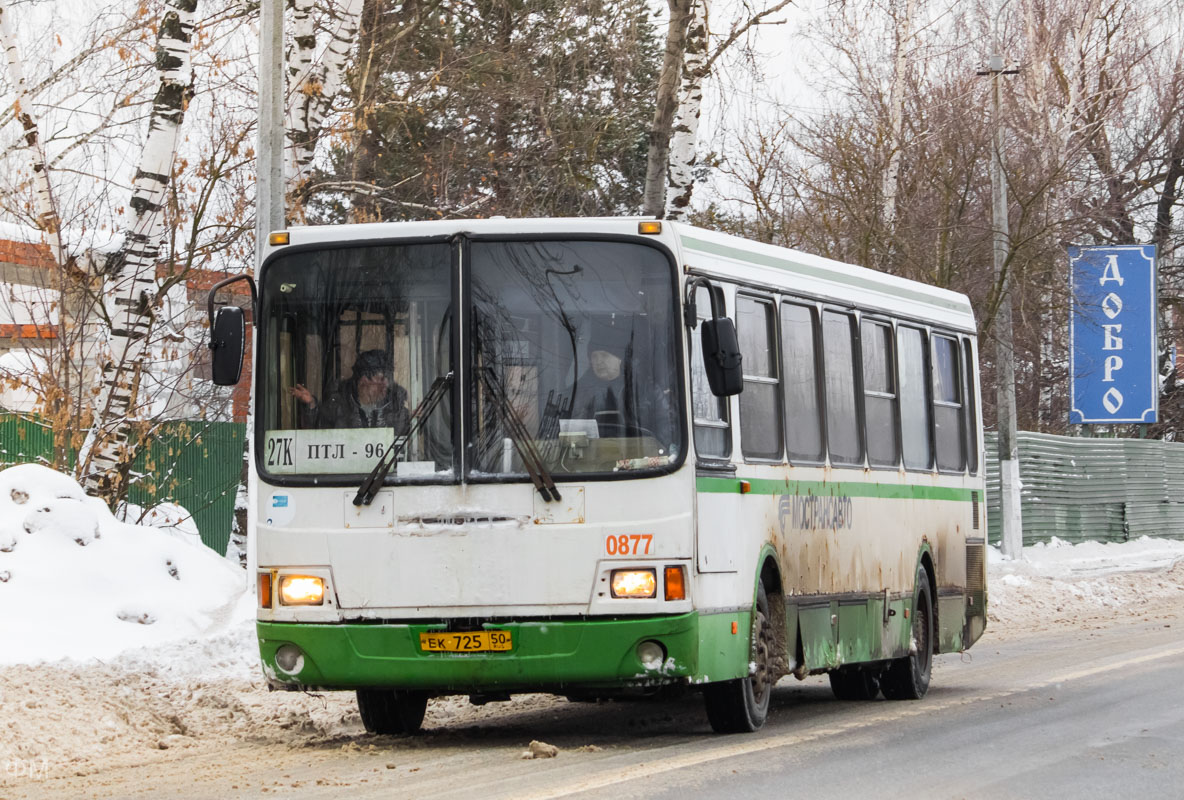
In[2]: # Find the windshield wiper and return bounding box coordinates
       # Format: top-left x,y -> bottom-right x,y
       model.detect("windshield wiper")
353,372 -> 453,506
480,367 -> 561,503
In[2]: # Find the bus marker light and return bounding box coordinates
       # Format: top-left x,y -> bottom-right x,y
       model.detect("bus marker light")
275,644 -> 305,675
268,231 -> 290,246
731,621 -> 738,635
610,569 -> 656,598
739,480 -> 751,494
637,640 -> 665,669
279,575 -> 325,605
258,572 -> 273,609
638,221 -> 662,235
664,566 -> 686,601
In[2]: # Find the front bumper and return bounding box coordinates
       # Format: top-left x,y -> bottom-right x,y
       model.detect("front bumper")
258,613 -> 701,692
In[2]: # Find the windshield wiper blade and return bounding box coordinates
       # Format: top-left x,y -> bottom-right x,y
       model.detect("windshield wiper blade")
480,367 -> 561,503
353,372 -> 453,506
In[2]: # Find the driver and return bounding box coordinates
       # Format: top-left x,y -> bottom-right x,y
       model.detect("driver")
290,349 -> 411,432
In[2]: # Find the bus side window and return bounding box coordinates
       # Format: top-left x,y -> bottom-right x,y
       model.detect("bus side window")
822,310 -> 863,465
861,319 -> 899,468
897,326 -> 933,470
737,295 -> 783,461
780,301 -> 824,463
932,334 -> 966,472
963,337 -> 979,475
690,285 -> 731,460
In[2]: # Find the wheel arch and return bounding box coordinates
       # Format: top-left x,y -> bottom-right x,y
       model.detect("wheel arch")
916,543 -> 938,655
754,545 -> 790,679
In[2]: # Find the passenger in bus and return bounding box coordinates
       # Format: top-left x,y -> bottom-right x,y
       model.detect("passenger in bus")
289,349 -> 411,432
566,322 -> 638,436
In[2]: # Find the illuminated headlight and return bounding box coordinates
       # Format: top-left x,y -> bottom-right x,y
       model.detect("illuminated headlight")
610,569 -> 656,598
279,575 -> 325,605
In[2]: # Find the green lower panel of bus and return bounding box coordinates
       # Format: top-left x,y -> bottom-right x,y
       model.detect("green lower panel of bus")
257,612 -> 753,693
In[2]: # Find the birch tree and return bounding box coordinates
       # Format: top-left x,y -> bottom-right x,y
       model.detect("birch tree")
664,0 -> 708,220
81,0 -> 198,502
642,0 -> 693,217
284,0 -> 365,215
0,1 -> 97,468
0,5 -> 61,266
644,0 -> 792,218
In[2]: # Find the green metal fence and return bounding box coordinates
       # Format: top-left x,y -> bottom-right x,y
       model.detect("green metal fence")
985,431 -> 1184,546
0,415 -> 246,555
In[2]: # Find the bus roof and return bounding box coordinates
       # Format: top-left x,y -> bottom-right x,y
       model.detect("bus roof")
276,217 -> 977,332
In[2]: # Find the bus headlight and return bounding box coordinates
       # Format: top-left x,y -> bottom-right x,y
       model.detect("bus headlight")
610,569 -> 656,598
275,644 -> 305,674
279,575 -> 325,605
637,640 -> 666,669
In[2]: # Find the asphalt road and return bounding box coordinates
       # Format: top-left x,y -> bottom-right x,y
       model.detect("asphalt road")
13,612 -> 1184,800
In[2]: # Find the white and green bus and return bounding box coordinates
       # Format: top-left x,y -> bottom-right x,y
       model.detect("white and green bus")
208,217 -> 986,734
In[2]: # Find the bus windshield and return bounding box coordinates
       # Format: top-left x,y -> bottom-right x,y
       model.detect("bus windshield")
258,237 -> 682,482
470,240 -> 681,477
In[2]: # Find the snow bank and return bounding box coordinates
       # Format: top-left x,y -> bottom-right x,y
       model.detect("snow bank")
989,535 -> 1184,579
987,536 -> 1184,629
0,464 -> 248,664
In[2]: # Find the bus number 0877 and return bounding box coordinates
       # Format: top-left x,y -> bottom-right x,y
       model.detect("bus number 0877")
605,534 -> 652,556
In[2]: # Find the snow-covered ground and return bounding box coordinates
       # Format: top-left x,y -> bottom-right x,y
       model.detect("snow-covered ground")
0,464 -> 249,664
1,461 -> 1183,778
986,535 -> 1184,633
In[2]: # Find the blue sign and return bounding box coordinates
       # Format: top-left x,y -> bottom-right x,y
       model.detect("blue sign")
1069,245 -> 1157,424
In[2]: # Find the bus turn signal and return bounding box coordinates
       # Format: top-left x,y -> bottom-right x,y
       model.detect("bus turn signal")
258,572 -> 273,609
664,566 -> 686,601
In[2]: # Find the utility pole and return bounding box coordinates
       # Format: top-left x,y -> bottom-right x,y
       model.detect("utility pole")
249,0 -> 284,585
256,0 -> 285,268
978,21 -> 1022,559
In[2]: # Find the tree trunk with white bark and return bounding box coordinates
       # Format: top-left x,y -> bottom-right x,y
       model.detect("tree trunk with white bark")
642,0 -> 694,217
0,4 -> 62,265
664,0 -> 707,221
0,1 -> 91,468
81,0 -> 197,504
285,0 -> 365,214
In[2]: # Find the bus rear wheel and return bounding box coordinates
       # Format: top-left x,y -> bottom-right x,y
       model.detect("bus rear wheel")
357,688 -> 429,735
703,582 -> 775,733
881,566 -> 933,701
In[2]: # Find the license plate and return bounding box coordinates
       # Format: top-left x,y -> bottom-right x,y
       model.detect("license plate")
419,630 -> 512,652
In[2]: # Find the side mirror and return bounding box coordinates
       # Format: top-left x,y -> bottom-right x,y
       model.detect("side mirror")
210,306 -> 245,386
701,318 -> 743,396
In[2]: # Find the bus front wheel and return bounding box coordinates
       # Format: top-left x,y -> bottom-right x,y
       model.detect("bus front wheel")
880,566 -> 933,701
703,582 -> 775,733
357,688 -> 429,735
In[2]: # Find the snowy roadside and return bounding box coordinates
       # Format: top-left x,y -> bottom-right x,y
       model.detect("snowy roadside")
986,536 -> 1184,635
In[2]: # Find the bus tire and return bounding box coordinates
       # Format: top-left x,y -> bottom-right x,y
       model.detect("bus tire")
828,667 -> 881,701
357,688 -> 429,735
881,566 -> 933,701
703,582 -> 774,733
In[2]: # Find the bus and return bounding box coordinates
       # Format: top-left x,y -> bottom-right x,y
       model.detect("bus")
208,217 -> 987,734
